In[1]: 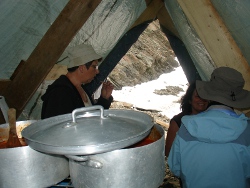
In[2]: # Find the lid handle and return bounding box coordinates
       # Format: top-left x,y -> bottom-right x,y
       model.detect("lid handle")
72,105 -> 104,123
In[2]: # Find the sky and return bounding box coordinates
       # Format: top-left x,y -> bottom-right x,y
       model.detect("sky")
111,66 -> 188,120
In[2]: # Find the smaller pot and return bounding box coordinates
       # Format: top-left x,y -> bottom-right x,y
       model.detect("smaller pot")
0,120 -> 69,188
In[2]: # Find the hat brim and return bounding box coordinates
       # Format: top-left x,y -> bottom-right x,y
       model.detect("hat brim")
67,44 -> 102,68
196,80 -> 250,109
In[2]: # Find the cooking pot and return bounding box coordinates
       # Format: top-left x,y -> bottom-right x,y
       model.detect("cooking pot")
69,124 -> 165,188
22,106 -> 164,188
22,106 -> 154,155
0,120 -> 69,188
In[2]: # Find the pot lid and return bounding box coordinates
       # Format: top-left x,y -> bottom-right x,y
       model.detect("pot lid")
22,106 -> 154,155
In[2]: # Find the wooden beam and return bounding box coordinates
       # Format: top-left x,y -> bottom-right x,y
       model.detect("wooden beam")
246,111 -> 250,118
177,0 -> 250,90
0,80 -> 10,96
130,0 -> 164,29
157,3 -> 180,39
130,0 -> 180,41
2,0 -> 102,118
45,64 -> 67,81
177,0 -> 250,114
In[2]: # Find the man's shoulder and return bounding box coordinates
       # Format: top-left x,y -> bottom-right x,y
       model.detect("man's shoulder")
50,75 -> 75,89
42,75 -> 76,100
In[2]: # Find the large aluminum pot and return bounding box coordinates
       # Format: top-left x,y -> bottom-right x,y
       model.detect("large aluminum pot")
69,124 -> 165,188
22,106 -> 164,188
0,120 -> 69,188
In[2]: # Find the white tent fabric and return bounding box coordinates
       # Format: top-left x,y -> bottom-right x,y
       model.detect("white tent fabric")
0,0 -> 146,79
0,0 -> 147,119
0,0 -> 68,79
1,0 -> 250,120
211,0 -> 250,64
164,0 -> 215,81
1,0 -> 250,80
68,0 -> 146,57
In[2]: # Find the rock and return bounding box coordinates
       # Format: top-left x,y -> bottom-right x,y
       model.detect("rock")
109,20 -> 179,90
154,86 -> 184,96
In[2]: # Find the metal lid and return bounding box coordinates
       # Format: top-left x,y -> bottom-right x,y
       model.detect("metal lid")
22,106 -> 154,155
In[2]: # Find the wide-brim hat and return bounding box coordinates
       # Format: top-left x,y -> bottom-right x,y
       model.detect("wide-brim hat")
67,44 -> 102,68
196,67 -> 250,109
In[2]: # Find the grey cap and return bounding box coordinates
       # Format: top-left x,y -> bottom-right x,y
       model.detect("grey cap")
67,44 -> 102,68
196,67 -> 250,109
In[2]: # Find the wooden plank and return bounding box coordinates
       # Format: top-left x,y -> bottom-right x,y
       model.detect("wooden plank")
45,64 -> 67,81
10,60 -> 26,81
0,80 -> 10,96
130,0 -> 164,29
2,0 -> 102,118
177,0 -> 250,91
157,3 -> 180,39
246,111 -> 250,118
130,0 -> 180,39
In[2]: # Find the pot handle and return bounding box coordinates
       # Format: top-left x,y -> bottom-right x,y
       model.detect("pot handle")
72,105 -> 105,123
79,159 -> 103,169
65,155 -> 90,162
66,155 -> 103,169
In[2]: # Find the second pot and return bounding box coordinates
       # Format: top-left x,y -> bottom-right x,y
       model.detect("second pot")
69,124 -> 165,188
0,120 -> 69,188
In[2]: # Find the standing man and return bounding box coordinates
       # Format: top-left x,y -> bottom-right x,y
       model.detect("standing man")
41,44 -> 114,119
168,67 -> 250,188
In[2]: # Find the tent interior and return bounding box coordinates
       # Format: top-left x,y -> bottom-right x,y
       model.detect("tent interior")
0,0 -> 250,123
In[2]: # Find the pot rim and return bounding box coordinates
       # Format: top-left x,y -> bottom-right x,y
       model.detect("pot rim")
22,106 -> 154,155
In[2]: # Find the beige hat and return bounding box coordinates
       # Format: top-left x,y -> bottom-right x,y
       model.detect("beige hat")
196,67 -> 250,109
67,44 -> 102,68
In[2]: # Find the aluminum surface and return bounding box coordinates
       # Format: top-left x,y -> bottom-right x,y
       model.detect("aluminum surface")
0,121 -> 69,188
69,124 -> 165,188
0,146 -> 69,188
22,106 -> 154,155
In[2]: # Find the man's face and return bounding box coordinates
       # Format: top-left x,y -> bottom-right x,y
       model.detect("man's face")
83,60 -> 100,83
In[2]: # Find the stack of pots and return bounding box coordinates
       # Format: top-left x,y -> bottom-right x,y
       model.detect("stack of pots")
22,105 -> 165,188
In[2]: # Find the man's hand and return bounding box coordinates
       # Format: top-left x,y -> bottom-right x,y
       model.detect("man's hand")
101,81 -> 114,100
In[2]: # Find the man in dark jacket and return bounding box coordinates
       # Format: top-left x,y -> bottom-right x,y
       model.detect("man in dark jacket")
41,44 -> 113,119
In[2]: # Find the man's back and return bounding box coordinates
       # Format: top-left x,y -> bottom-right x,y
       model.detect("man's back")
168,106 -> 250,188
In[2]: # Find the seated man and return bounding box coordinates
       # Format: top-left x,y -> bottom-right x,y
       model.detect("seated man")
168,67 -> 250,188
41,44 -> 113,119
